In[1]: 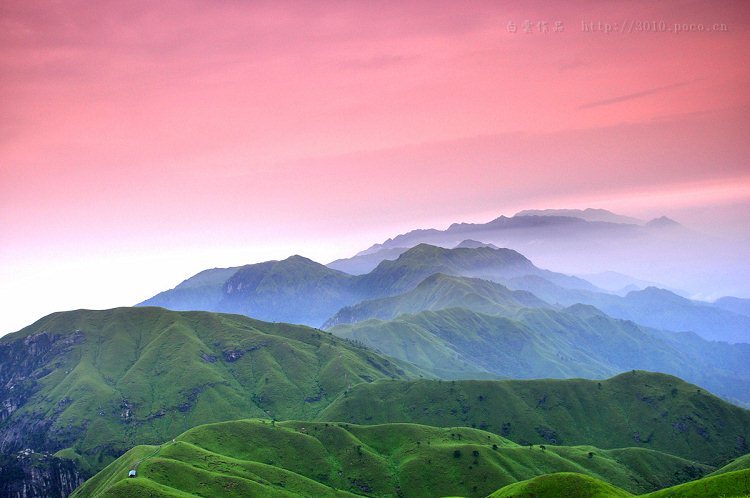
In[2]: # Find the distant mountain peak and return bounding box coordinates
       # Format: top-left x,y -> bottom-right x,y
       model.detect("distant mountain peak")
626,286 -> 688,304
402,243 -> 447,256
283,254 -> 319,264
646,216 -> 681,228
564,303 -> 607,318
454,239 -> 499,250
514,208 -> 643,225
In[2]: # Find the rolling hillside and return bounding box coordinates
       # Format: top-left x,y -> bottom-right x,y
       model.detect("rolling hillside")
488,467 -> 750,498
329,305 -> 750,404
319,371 -> 750,466
488,472 -> 633,498
0,307 -> 422,481
324,273 -> 549,328
71,419 -> 716,498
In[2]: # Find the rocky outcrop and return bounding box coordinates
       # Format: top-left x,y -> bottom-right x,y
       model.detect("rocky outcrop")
0,331 -> 87,497
0,450 -> 84,498
0,331 -> 84,453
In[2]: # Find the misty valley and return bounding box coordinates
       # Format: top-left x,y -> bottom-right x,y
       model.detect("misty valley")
1,210 -> 749,497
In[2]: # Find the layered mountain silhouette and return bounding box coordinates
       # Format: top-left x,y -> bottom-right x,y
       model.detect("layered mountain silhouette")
136,242 -> 750,403
326,210 -> 748,299
140,243 -> 749,343
514,208 -> 643,224
139,244 -> 592,327
504,277 -> 750,343
714,296 -> 750,317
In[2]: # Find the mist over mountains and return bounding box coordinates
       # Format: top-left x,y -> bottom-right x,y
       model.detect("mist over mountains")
139,243 -> 591,327
138,209 -> 750,345
329,209 -> 749,300
3,207 -> 749,497
134,209 -> 750,404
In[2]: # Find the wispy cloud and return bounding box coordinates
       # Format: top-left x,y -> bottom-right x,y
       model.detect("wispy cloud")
578,81 -> 695,110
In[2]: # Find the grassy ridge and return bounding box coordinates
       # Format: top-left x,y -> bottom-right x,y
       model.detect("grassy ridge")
644,468 -> 750,497
329,304 -> 750,405
319,371 -> 750,466
0,307 -> 423,474
72,420 -> 716,498
709,454 -> 750,476
488,472 -> 633,497
324,273 -> 549,328
488,468 -> 750,497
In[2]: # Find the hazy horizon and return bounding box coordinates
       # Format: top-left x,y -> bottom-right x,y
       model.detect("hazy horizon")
2,0 -> 748,334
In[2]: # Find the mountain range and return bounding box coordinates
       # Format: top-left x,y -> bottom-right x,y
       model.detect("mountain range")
3,208 -> 749,497
139,244 -> 594,327
141,242 -> 750,344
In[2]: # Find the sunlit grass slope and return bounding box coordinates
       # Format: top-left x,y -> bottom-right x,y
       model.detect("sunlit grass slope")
0,307 -> 424,474
319,371 -> 750,466
489,468 -> 750,498
72,420 -> 716,498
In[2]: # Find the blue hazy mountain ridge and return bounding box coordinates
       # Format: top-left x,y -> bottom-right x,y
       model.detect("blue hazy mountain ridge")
575,271 -> 670,295
515,208 -> 644,224
504,276 -> 750,344
349,213 -> 645,257
327,246 -> 410,275
327,239 -> 501,274
139,244 -> 591,327
329,215 -> 634,275
327,210 -> 749,299
140,242 -> 749,344
714,296 -> 750,317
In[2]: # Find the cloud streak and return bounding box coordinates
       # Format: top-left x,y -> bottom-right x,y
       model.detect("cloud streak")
577,81 -> 695,110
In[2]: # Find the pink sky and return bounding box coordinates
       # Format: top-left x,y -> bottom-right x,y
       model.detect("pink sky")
1,0 -> 749,332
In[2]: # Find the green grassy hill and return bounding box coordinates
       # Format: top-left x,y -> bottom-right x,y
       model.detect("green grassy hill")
642,468 -> 750,497
488,472 -> 633,497
707,453 -> 750,476
328,305 -> 750,405
72,420 -> 716,498
0,307 -> 423,477
319,371 -> 750,466
488,469 -> 750,498
324,273 -> 549,328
